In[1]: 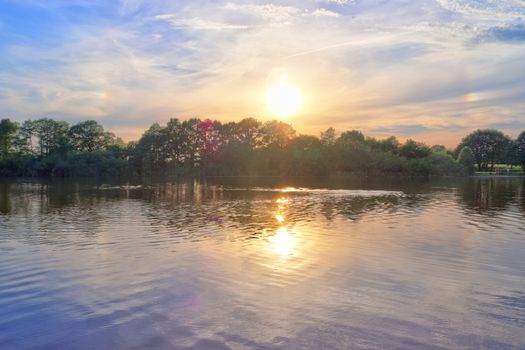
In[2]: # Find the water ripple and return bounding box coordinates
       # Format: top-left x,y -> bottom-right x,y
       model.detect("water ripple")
0,178 -> 524,349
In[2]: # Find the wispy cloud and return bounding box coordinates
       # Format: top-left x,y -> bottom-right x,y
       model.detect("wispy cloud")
224,3 -> 301,23
476,22 -> 525,43
155,15 -> 250,30
309,8 -> 340,18
0,0 -> 524,146
321,0 -> 355,5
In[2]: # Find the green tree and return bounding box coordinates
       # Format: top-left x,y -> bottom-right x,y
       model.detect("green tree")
285,135 -> 326,175
399,139 -> 431,159
0,119 -> 18,158
516,131 -> 525,169
338,130 -> 365,144
260,120 -> 296,149
334,135 -> 372,173
365,136 -> 400,154
320,127 -> 336,146
69,120 -> 116,152
457,129 -> 512,171
33,118 -> 70,157
12,120 -> 35,155
180,118 -> 201,169
136,122 -> 166,170
232,118 -> 262,148
431,145 -> 447,153
502,140 -> 519,168
457,146 -> 476,175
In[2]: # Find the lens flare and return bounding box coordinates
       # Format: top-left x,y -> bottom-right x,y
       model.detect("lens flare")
266,81 -> 302,117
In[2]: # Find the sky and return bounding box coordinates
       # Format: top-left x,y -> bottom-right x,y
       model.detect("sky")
0,0 -> 524,146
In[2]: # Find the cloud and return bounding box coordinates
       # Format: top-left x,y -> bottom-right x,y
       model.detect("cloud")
487,119 -> 525,132
477,22 -> 525,43
0,0 -> 524,146
155,15 -> 250,30
322,0 -> 355,5
223,3 -> 341,23
370,123 -> 462,136
309,8 -> 340,18
224,3 -> 302,22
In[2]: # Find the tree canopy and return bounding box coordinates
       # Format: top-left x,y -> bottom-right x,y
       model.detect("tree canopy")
1,117 -> 524,178
456,129 -> 512,171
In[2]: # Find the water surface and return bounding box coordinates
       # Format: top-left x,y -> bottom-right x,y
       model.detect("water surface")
1,178 -> 524,349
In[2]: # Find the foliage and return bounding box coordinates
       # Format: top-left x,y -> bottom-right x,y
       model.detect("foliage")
456,129 -> 512,171
515,131 -> 525,169
69,120 -> 119,152
457,146 -> 476,175
0,118 -> 18,158
399,139 -> 432,159
0,118 -> 126,177
2,117 -> 524,178
320,127 -> 336,146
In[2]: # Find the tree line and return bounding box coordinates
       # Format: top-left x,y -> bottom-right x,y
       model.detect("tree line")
1,117 -> 524,177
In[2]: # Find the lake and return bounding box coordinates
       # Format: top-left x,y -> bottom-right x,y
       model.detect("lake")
0,177 -> 524,349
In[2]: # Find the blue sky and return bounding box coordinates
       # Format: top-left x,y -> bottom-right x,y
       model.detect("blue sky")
0,0 -> 524,145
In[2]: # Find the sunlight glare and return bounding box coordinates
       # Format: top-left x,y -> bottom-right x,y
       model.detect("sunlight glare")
270,227 -> 296,257
266,81 -> 302,117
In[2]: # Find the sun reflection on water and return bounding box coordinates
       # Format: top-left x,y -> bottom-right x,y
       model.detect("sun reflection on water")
268,196 -> 297,256
281,187 -> 298,193
270,227 -> 297,257
276,198 -> 290,204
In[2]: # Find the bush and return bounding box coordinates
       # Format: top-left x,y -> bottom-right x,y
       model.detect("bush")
457,146 -> 476,175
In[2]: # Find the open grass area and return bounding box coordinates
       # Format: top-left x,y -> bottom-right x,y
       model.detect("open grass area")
475,164 -> 524,176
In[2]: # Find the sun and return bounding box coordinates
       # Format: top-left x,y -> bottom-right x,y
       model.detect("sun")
266,81 -> 302,117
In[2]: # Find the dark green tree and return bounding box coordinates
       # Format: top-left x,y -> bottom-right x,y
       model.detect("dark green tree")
0,119 -> 18,158
338,130 -> 365,144
431,145 -> 447,153
69,120 -> 116,152
320,127 -> 336,146
33,118 -> 70,157
365,136 -> 399,154
260,120 -> 296,149
457,129 -> 512,171
285,135 -> 326,175
457,146 -> 476,175
516,131 -> 525,169
399,139 -> 432,159
232,118 -> 262,148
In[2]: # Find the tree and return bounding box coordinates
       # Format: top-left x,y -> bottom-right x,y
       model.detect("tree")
320,127 -> 336,146
69,120 -> 115,152
0,116 -> 489,178
366,136 -> 399,154
285,135 -> 326,175
12,120 -> 35,155
0,119 -> 18,158
32,118 -> 70,157
180,118 -> 201,168
198,119 -> 224,171
457,146 -> 476,175
232,118 -> 262,148
215,120 -> 259,175
134,122 -> 166,171
334,133 -> 372,173
457,129 -> 512,171
338,130 -> 365,144
431,145 -> 447,153
502,140 -> 519,168
516,131 -> 525,169
399,139 -> 431,159
260,120 -> 295,148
